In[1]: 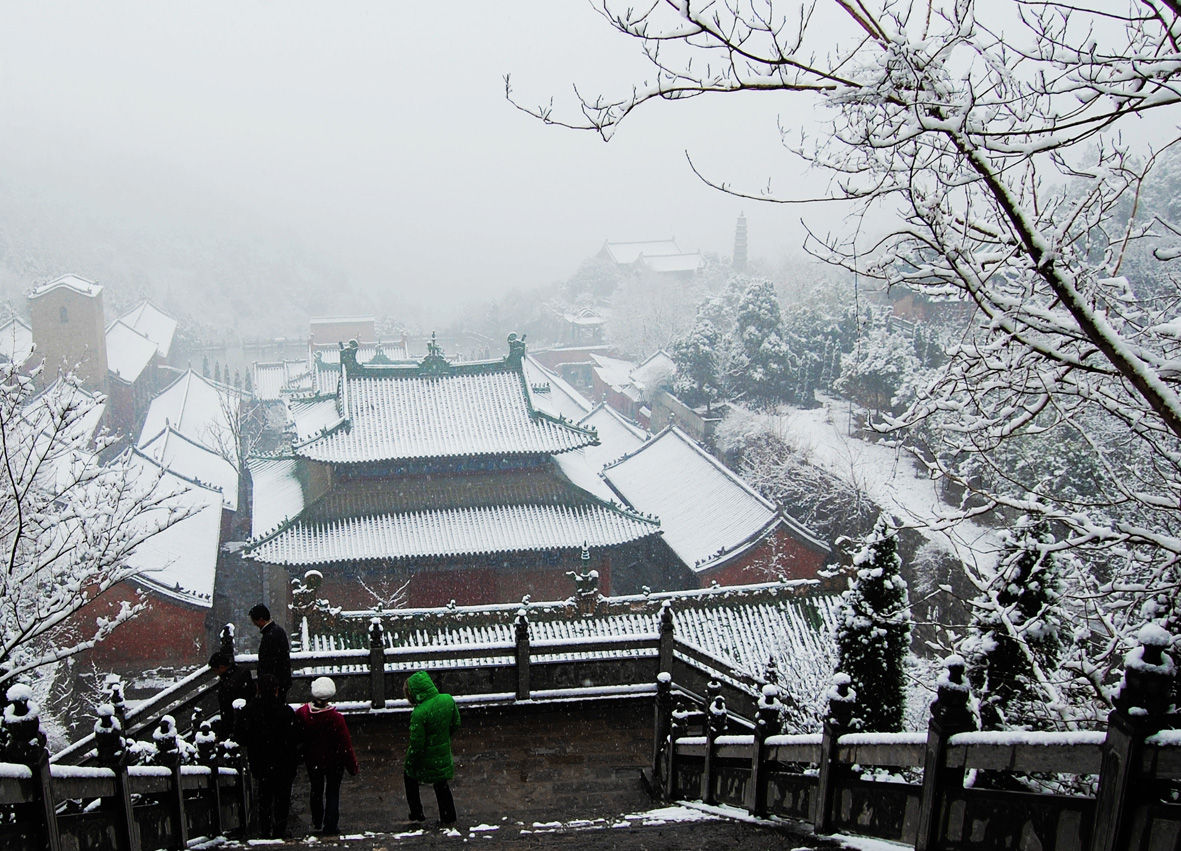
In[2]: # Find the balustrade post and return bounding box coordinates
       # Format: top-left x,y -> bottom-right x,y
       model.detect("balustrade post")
220,736 -> 251,838
154,716 -> 189,850
368,618 -> 387,709
195,720 -> 222,838
814,673 -> 855,833
658,601 -> 674,677
94,703 -> 138,851
514,608 -> 531,701
748,684 -> 782,817
701,694 -> 727,805
915,655 -> 976,851
220,622 -> 236,660
652,672 -> 673,790
103,674 -> 128,731
3,685 -> 61,851
665,700 -> 689,800
1090,624 -> 1175,851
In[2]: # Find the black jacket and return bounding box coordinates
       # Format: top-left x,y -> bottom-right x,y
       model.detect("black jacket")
257,621 -> 292,689
242,695 -> 298,777
216,665 -> 255,734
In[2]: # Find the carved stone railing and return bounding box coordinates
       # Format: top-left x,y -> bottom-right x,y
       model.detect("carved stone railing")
650,630 -> 1181,851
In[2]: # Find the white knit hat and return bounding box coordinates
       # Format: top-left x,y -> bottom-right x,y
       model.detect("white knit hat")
310,676 -> 336,700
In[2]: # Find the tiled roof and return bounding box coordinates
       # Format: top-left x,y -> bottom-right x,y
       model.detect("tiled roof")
248,457 -> 305,539
245,501 -> 660,566
124,452 -> 224,608
29,273 -> 102,298
105,320 -> 158,384
288,397 -> 344,443
0,318 -> 33,366
294,366 -> 597,464
253,360 -> 311,401
118,301 -> 177,358
137,426 -> 239,511
306,581 -> 838,687
602,427 -> 803,570
556,404 -> 649,501
603,239 -> 683,265
139,370 -> 240,455
522,356 -> 592,422
631,350 -> 676,390
590,353 -> 635,390
640,252 -> 704,273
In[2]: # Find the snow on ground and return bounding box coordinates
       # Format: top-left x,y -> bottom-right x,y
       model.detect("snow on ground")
772,398 -> 1000,571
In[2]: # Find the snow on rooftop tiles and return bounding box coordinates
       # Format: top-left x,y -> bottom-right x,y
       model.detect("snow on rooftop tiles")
105,320 -> 158,384
523,355 -> 592,422
0,318 -> 32,366
602,427 -> 785,570
556,404 -> 649,501
117,301 -> 177,359
590,353 -> 636,391
124,453 -> 223,608
288,397 -> 344,443
640,253 -> 705,274
139,370 -> 240,455
248,457 -> 305,539
294,367 -> 596,464
603,239 -> 684,265
137,426 -> 239,511
309,581 -> 838,686
246,502 -> 659,566
253,360 -> 309,401
29,273 -> 102,299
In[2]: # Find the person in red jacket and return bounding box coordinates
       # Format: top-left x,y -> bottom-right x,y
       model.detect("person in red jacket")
295,677 -> 359,835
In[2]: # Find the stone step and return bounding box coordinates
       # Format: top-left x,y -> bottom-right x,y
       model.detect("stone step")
210,804 -> 849,849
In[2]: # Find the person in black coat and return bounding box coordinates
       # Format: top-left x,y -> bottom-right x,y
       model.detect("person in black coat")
242,673 -> 298,839
208,651 -> 254,738
249,603 -> 291,704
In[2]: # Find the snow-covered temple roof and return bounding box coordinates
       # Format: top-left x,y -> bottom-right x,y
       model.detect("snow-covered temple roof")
602,239 -> 684,265
0,318 -> 33,367
522,355 -> 592,422
556,403 -> 649,501
305,581 -> 837,685
602,427 -> 826,571
245,500 -> 660,567
292,343 -> 597,465
29,273 -> 102,299
105,320 -> 158,384
253,360 -> 310,401
117,301 -> 177,359
139,369 -> 240,454
138,425 -> 239,511
124,452 -> 224,608
248,456 -> 305,539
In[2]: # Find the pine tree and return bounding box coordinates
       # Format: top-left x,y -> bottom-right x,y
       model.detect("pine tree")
672,314 -> 722,408
834,515 -> 912,731
729,279 -> 797,407
214,361 -> 222,383
202,354 -> 210,377
963,515 -> 1066,730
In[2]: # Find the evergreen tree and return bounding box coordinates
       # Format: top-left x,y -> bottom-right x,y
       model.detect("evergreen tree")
214,361 -> 222,383
671,313 -> 722,408
202,354 -> 210,377
729,279 -> 797,407
834,515 -> 911,731
963,515 -> 1066,730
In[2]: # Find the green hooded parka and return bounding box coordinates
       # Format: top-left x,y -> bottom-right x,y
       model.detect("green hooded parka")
404,671 -> 459,782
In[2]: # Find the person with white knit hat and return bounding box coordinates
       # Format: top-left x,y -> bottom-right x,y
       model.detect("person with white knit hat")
295,676 -> 359,835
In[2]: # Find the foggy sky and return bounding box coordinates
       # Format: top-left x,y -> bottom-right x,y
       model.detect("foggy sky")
0,1 -> 836,326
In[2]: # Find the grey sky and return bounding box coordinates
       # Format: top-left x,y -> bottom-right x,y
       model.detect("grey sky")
0,1 -> 832,327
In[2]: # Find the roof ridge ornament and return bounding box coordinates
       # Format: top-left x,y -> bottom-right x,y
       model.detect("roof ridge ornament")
505,332 -> 527,368
419,331 -> 453,377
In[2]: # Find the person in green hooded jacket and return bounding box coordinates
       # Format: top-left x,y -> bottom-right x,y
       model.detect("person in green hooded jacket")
403,670 -> 460,827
